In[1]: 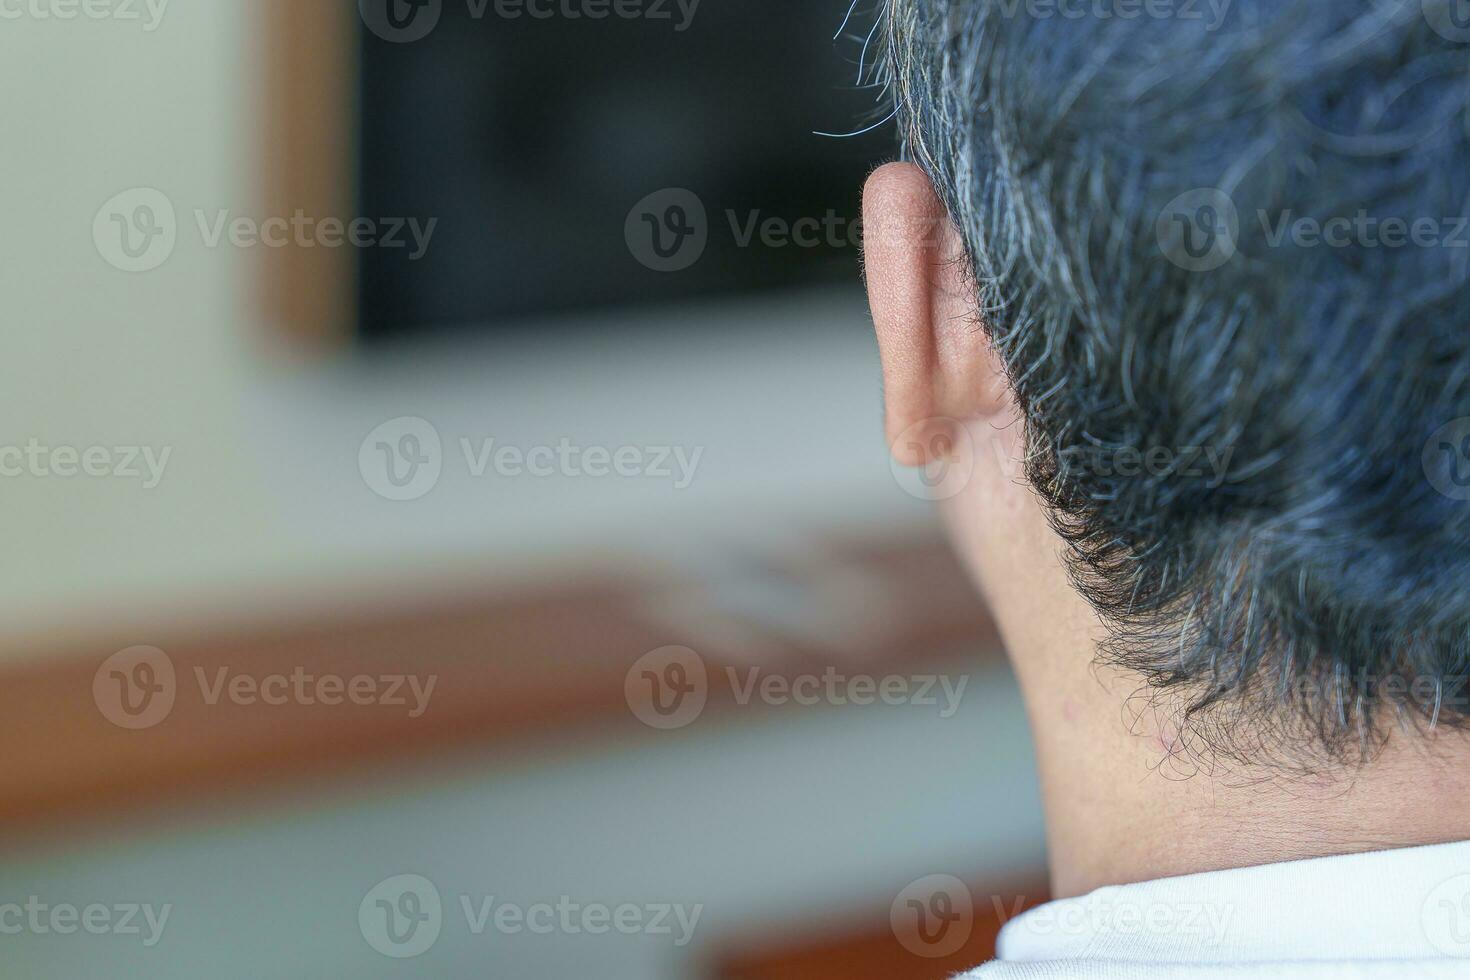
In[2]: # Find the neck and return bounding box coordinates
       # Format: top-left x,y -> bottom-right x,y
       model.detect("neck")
940,414 -> 1470,899
1010,628 -> 1470,898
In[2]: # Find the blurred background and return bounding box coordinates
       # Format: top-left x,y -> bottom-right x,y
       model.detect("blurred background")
0,2 -> 1046,977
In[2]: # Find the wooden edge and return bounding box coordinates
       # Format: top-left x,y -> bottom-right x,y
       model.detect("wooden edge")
258,0 -> 357,352
0,534 -> 1002,849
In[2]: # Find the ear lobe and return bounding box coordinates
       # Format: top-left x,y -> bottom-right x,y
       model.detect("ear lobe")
863,162 -> 1009,467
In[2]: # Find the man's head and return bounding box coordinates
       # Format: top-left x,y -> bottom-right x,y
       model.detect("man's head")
864,0 -> 1470,769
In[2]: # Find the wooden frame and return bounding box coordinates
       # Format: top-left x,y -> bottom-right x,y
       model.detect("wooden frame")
259,0 -> 358,351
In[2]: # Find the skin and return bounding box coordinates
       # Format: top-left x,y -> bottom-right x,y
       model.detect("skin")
862,161 -> 1470,899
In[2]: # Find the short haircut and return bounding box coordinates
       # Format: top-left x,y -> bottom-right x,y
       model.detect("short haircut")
879,0 -> 1470,767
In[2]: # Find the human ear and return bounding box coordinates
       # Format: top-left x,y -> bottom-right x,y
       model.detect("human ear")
862,162 -> 1009,467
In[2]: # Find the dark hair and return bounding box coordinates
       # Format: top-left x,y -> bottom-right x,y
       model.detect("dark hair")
879,0 -> 1470,767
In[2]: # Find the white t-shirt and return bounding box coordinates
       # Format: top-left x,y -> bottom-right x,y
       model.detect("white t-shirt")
962,840 -> 1470,978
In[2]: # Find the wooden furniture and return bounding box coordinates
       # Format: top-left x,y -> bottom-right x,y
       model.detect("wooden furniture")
0,533 -> 1001,850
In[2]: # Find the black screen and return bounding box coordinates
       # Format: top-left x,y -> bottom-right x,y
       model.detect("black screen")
356,0 -> 889,340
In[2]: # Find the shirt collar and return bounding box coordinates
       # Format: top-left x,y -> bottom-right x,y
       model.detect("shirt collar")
999,840 -> 1470,963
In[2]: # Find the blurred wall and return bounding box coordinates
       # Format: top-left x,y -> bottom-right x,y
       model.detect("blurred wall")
0,4 -> 268,648
0,5 -> 919,656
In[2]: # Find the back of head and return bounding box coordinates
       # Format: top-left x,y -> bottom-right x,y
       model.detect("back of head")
881,0 -> 1470,765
